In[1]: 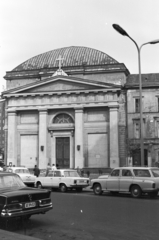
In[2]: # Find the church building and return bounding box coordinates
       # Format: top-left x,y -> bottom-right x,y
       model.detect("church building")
2,46 -> 129,170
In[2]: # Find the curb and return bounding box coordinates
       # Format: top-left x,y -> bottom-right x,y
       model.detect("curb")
0,229 -> 41,240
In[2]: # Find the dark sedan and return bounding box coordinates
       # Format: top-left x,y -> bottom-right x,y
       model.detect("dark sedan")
0,172 -> 53,219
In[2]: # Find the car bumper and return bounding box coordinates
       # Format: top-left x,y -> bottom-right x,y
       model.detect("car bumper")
1,203 -> 53,218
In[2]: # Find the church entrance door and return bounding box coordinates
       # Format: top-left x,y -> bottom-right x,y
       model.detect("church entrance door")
56,137 -> 70,168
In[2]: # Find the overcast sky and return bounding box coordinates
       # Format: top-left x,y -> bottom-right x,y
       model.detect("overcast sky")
0,0 -> 159,92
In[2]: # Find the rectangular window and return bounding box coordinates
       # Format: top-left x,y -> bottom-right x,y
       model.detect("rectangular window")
135,99 -> 140,113
134,121 -> 140,139
155,119 -> 159,137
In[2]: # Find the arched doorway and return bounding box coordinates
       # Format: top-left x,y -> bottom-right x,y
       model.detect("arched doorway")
49,113 -> 74,168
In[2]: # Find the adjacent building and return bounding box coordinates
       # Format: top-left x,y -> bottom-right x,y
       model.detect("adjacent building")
2,46 -> 129,170
0,98 -> 5,155
126,73 -> 159,167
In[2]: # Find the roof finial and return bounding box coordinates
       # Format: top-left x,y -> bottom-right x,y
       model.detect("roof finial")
56,55 -> 64,70
53,55 -> 67,76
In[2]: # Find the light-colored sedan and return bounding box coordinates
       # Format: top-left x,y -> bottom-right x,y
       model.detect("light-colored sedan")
90,167 -> 159,198
6,167 -> 36,186
35,169 -> 90,192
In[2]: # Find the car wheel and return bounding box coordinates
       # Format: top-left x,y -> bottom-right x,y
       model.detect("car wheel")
37,182 -> 42,189
60,184 -> 67,192
76,188 -> 82,192
131,185 -> 142,198
93,183 -> 103,195
149,191 -> 158,198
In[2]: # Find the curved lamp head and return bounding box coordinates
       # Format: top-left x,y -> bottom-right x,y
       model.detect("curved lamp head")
149,39 -> 159,44
112,24 -> 129,37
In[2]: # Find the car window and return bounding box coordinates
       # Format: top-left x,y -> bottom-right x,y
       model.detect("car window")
15,169 -> 30,174
54,171 -> 61,177
122,170 -> 132,177
111,169 -> 120,177
151,169 -> 159,177
64,171 -> 80,177
47,171 -> 53,177
0,175 -> 25,188
133,169 -> 151,177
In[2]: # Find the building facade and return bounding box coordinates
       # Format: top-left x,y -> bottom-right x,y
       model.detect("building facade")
2,46 -> 129,170
126,73 -> 159,167
0,99 -> 5,162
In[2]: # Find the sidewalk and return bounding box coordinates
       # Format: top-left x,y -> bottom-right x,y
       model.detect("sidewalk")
0,229 -> 41,240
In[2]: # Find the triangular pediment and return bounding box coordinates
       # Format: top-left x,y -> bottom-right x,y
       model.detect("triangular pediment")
2,75 -> 120,95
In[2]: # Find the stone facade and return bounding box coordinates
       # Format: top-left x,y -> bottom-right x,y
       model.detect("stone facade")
2,46 -> 129,170
126,74 -> 159,167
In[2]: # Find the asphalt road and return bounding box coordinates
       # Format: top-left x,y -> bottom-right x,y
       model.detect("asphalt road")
3,190 -> 159,240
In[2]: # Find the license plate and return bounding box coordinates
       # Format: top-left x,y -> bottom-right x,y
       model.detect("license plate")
25,202 -> 36,208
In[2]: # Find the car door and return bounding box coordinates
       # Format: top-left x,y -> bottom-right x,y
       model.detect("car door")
52,171 -> 62,187
120,169 -> 133,192
106,169 -> 120,191
43,171 -> 54,187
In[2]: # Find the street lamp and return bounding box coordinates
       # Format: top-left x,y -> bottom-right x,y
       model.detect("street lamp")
112,24 -> 159,166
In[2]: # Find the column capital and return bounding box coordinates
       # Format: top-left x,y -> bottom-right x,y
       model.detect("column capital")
38,108 -> 48,114
74,107 -> 84,113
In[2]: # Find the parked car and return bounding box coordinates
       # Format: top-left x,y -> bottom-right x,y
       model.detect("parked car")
35,169 -> 90,192
90,167 -> 159,198
6,167 -> 36,186
0,172 -> 52,219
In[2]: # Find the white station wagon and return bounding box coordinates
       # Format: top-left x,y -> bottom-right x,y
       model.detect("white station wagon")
35,169 -> 90,192
6,167 -> 36,186
90,167 -> 159,198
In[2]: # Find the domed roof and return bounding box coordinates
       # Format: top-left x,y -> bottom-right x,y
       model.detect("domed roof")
13,46 -> 118,71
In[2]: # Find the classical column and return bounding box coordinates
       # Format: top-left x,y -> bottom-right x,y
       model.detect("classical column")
39,109 -> 48,169
75,108 -> 84,168
109,107 -> 119,168
7,110 -> 17,166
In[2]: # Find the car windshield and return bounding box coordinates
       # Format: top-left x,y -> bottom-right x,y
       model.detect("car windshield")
151,169 -> 159,177
64,171 -> 80,177
15,169 -> 30,174
0,175 -> 25,188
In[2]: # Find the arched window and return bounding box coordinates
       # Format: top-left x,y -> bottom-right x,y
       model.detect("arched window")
53,113 -> 74,124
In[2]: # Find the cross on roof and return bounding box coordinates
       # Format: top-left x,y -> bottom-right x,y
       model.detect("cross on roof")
56,55 -> 64,70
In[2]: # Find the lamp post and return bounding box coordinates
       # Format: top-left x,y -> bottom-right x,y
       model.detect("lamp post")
112,24 -> 159,166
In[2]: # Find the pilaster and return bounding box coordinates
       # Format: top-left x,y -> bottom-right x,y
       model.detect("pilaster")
39,109 -> 48,168
109,107 -> 119,168
75,107 -> 84,168
7,110 -> 17,165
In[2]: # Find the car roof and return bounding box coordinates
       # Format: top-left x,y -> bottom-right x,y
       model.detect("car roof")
49,169 -> 77,172
7,167 -> 27,169
0,172 -> 17,176
114,167 -> 159,170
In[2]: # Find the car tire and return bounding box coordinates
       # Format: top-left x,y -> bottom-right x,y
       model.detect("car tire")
37,182 -> 43,189
131,185 -> 142,198
93,183 -> 103,195
60,184 -> 67,192
149,191 -> 158,198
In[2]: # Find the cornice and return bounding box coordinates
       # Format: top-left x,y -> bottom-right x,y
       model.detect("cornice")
4,63 -> 130,80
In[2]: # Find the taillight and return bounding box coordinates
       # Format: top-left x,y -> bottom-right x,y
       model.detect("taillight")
152,183 -> 156,188
74,180 -> 77,184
